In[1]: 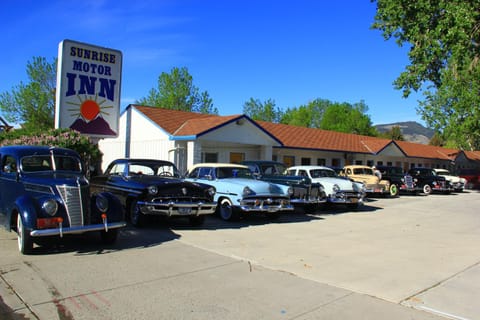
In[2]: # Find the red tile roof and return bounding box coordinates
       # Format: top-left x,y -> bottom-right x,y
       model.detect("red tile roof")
134,105 -> 241,136
394,140 -> 458,160
257,121 -> 392,154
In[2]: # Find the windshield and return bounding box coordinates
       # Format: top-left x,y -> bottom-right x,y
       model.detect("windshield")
259,163 -> 287,175
21,155 -> 82,173
110,161 -> 180,177
353,168 -> 374,175
216,167 -> 254,179
310,169 -> 337,178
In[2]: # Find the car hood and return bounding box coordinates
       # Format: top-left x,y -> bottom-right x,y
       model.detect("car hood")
213,178 -> 287,196
310,177 -> 354,192
348,174 -> 379,184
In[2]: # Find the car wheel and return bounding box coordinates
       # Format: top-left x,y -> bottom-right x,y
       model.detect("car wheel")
17,214 -> 33,254
129,200 -> 144,227
100,229 -> 118,244
218,198 -> 237,221
389,184 -> 399,197
422,184 -> 432,195
189,215 -> 205,226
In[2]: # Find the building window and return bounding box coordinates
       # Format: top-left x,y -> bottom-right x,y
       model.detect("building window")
301,157 -> 311,165
283,156 -> 295,167
317,158 -> 326,166
377,161 -> 384,166
203,152 -> 218,163
367,160 -> 374,166
355,160 -> 363,165
272,155 -> 278,162
331,158 -> 341,167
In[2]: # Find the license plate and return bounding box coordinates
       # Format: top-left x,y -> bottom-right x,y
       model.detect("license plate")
178,207 -> 192,215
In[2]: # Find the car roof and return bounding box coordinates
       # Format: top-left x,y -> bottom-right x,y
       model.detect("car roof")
344,165 -> 371,169
0,145 -> 79,158
190,163 -> 249,169
288,165 -> 333,170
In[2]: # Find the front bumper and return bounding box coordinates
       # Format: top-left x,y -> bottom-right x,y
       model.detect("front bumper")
30,222 -> 126,237
138,201 -> 217,217
364,184 -> 389,194
328,191 -> 364,204
238,198 -> 294,213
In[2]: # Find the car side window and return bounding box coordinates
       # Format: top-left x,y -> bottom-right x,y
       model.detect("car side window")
110,163 -> 126,175
187,167 -> 200,179
2,155 -> 17,174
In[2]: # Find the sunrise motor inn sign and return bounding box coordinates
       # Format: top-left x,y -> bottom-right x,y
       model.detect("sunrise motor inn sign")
55,40 -> 122,138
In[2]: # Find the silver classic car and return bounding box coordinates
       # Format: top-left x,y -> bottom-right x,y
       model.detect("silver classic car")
0,145 -> 126,254
185,163 -> 294,221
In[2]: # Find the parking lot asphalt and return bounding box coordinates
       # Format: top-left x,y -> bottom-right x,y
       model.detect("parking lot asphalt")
1,191 -> 479,319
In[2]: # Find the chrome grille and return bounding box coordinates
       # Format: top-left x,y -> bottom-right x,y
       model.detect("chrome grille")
404,175 -> 414,188
56,185 -> 89,227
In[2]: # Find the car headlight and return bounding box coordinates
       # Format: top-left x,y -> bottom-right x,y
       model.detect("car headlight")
208,187 -> 216,196
96,195 -> 109,212
148,185 -> 158,195
287,186 -> 294,196
333,184 -> 340,192
243,186 -> 255,197
42,199 -> 58,216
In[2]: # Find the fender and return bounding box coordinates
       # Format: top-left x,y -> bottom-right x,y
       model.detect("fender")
13,194 -> 39,231
91,191 -> 124,223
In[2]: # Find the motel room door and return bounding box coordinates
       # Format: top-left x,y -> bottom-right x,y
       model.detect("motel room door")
230,152 -> 245,164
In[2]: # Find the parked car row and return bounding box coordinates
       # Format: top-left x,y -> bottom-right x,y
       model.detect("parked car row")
0,145 -> 467,255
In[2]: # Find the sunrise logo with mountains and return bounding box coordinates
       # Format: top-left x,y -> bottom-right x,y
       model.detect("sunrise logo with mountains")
55,40 -> 122,138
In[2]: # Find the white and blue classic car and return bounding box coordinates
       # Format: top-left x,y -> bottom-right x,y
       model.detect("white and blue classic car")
0,145 -> 126,254
185,163 -> 294,221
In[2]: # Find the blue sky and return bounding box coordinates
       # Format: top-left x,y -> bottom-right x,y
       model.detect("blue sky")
1,0 -> 424,125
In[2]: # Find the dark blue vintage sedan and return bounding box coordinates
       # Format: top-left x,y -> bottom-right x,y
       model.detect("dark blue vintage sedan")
0,145 -> 126,254
89,159 -> 217,227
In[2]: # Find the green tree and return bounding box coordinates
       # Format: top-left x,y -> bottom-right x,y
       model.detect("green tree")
320,101 -> 378,136
242,98 -> 283,123
280,99 -> 330,128
429,132 -> 445,147
0,57 -> 56,131
137,66 -> 218,114
371,0 -> 480,149
380,125 -> 404,140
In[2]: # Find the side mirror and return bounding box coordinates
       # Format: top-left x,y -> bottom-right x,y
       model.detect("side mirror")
3,164 -> 12,173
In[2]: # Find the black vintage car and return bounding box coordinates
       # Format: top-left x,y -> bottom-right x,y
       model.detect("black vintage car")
90,159 -> 217,227
241,160 -> 326,212
376,165 -> 422,196
0,145 -> 126,254
407,167 -> 452,195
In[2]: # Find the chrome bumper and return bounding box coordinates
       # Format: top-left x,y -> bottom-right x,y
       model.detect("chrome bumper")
238,198 -> 293,212
137,201 -> 217,216
30,222 -> 126,237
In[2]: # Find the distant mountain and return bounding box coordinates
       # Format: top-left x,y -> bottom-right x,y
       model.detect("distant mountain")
375,121 -> 435,144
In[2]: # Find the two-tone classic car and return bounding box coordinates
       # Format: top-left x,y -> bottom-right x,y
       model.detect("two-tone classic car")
185,163 -> 294,221
433,168 -> 466,192
241,160 -> 326,212
0,145 -> 126,254
340,165 -> 391,196
407,167 -> 452,194
89,159 -> 217,227
286,166 -> 365,209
